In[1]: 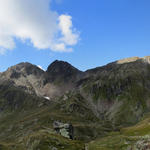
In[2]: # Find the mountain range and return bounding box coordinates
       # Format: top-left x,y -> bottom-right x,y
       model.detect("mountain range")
1,56 -> 150,149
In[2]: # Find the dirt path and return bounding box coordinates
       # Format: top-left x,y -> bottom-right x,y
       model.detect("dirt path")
85,144 -> 88,150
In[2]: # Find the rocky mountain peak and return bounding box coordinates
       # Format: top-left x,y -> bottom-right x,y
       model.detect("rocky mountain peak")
46,60 -> 82,82
0,62 -> 46,96
47,60 -> 80,74
4,62 -> 45,79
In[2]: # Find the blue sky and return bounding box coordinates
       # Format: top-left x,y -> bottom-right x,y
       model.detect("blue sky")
0,0 -> 150,72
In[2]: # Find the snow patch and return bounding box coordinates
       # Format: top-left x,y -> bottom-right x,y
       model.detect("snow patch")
44,96 -> 50,100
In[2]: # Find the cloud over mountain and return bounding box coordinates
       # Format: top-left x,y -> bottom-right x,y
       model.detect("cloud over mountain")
0,0 -> 79,54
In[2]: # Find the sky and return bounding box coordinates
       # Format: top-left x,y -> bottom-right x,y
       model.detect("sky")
0,0 -> 150,72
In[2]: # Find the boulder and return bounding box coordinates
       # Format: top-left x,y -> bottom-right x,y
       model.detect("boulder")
53,121 -> 74,139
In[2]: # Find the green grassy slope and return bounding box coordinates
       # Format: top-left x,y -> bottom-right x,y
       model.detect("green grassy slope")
87,113 -> 150,150
0,82 -> 107,149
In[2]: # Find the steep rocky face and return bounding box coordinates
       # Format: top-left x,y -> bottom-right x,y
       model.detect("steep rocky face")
2,62 -> 45,77
77,57 -> 150,125
0,62 -> 46,96
46,60 -> 83,83
43,60 -> 84,98
0,60 -> 83,99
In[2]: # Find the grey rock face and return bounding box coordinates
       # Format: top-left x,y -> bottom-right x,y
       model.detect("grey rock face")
0,60 -> 83,99
46,60 -> 83,84
0,62 -> 45,95
53,121 -> 74,139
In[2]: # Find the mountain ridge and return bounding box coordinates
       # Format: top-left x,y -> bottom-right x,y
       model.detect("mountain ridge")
0,56 -> 150,149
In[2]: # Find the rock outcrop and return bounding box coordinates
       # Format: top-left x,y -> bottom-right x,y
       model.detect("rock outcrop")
53,121 -> 74,139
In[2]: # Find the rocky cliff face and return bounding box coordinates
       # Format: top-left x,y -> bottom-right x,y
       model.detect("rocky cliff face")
46,60 -> 83,82
0,60 -> 83,99
45,60 -> 83,97
0,62 -> 45,95
76,56 -> 150,125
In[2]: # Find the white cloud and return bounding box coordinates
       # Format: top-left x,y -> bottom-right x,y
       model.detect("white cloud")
59,15 -> 79,46
0,0 -> 79,54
